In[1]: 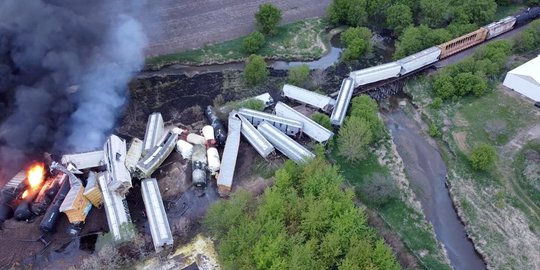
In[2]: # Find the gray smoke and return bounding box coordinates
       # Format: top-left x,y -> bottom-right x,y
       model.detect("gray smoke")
0,1 -> 148,182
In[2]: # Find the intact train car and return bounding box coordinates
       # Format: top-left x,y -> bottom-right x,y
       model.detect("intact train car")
483,16 -> 516,39
438,28 -> 488,59
514,6 -> 540,26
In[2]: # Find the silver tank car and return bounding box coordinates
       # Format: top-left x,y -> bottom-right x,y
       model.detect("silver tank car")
191,144 -> 208,188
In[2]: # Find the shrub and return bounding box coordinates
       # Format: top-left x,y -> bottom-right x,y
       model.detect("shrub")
359,173 -> 398,206
242,98 -> 265,111
430,97 -> 443,109
386,4 -> 413,35
428,123 -> 441,137
350,95 -> 384,141
470,143 -> 498,171
311,112 -> 332,129
255,3 -> 282,36
242,31 -> 265,54
287,64 -> 310,86
244,54 -> 268,86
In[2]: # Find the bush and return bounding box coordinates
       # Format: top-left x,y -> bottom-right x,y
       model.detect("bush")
255,3 -> 282,36
244,54 -> 268,86
338,116 -> 372,163
470,143 -> 498,171
341,27 -> 372,61
311,112 -> 332,129
242,31 -> 265,54
428,123 -> 441,137
349,95 -> 385,141
287,64 -> 310,86
430,97 -> 443,109
359,173 -> 398,206
328,0 -> 368,26
242,98 -> 265,111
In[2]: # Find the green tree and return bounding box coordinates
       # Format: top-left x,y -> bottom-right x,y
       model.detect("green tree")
386,4 -> 413,35
419,0 -> 449,28
242,31 -> 265,54
428,123 -> 441,137
288,64 -> 310,86
255,3 -> 282,36
350,95 -> 385,141
431,97 -> 443,109
328,0 -> 368,26
470,143 -> 498,171
394,25 -> 451,59
338,116 -> 372,163
460,0 -> 497,25
311,112 -> 332,130
244,54 -> 268,86
341,27 -> 372,61
433,73 -> 456,100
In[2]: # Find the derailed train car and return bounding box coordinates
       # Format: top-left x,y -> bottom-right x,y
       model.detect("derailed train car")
205,106 -> 227,146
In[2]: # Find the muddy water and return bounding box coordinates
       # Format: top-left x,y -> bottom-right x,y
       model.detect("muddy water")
385,110 -> 486,270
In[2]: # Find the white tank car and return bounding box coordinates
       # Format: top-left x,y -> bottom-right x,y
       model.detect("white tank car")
207,147 -> 221,175
176,140 -> 193,160
202,125 -> 215,146
349,62 -> 402,87
186,133 -> 206,145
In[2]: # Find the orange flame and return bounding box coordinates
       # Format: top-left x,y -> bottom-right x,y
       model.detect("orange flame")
27,163 -> 45,188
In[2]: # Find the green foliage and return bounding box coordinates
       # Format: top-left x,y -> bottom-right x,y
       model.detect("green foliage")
255,3 -> 282,36
433,74 -> 456,100
242,98 -> 265,111
458,0 -> 498,25
420,0 -> 450,28
358,173 -> 398,206
204,158 -> 400,270
242,31 -> 266,54
341,27 -> 373,61
287,64 -> 310,86
386,4 -> 413,35
311,112 -> 332,130
328,0 -> 368,26
513,20 -> 540,53
428,123 -> 441,137
244,54 -> 268,86
470,143 -> 498,171
350,95 -> 385,141
338,116 -> 372,163
394,25 -> 451,59
431,97 -> 443,109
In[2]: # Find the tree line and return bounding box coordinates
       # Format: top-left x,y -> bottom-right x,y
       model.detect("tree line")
203,157 -> 400,270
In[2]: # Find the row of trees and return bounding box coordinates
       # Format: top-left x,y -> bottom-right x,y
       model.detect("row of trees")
513,20 -> 540,53
203,158 -> 400,270
338,95 -> 385,162
432,40 -> 512,100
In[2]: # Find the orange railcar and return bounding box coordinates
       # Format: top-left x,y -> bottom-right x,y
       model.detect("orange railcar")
438,28 -> 488,59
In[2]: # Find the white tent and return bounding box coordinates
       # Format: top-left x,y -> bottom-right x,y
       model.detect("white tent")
503,55 -> 540,102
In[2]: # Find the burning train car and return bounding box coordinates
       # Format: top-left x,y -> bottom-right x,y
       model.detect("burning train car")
0,171 -> 27,224
32,173 -> 66,216
14,164 -> 46,221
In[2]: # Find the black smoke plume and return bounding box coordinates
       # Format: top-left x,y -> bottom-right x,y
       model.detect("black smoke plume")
0,1 -> 147,183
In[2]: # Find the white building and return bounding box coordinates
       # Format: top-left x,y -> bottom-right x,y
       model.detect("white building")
503,55 -> 540,102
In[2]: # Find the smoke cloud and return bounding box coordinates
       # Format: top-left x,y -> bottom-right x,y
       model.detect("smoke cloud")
0,1 -> 148,182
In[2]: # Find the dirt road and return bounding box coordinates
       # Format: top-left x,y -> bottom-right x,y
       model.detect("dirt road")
142,0 -> 331,56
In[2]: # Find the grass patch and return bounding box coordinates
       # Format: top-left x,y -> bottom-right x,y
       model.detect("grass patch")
514,142 -> 540,207
331,148 -> 450,270
146,18 -> 329,68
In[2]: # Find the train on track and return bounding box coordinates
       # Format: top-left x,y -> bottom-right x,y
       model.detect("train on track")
349,6 -> 540,89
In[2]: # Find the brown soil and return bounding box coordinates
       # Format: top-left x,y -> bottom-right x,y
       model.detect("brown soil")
452,131 -> 469,154
142,0 -> 332,56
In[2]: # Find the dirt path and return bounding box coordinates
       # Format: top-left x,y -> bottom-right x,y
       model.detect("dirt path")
142,0 -> 331,56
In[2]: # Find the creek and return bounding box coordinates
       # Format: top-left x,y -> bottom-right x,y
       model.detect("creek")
384,108 -> 486,270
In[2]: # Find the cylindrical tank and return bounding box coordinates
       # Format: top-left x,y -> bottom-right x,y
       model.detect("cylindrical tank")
39,179 -> 70,233
171,127 -> 186,135
202,125 -> 216,146
0,188 -> 24,224
14,187 -> 40,220
176,140 -> 194,160
192,144 -> 208,188
32,177 -> 58,215
207,147 -> 221,175
205,106 -> 227,146
186,133 -> 206,145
